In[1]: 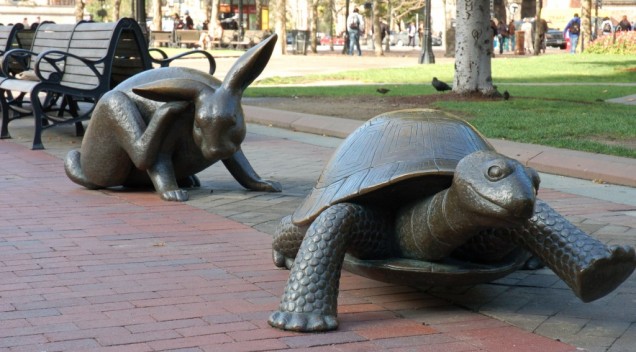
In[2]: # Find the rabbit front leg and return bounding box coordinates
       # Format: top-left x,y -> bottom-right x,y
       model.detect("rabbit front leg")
126,100 -> 192,170
223,149 -> 282,192
147,154 -> 189,201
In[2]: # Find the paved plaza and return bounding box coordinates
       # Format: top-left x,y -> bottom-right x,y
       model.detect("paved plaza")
1,53 -> 635,351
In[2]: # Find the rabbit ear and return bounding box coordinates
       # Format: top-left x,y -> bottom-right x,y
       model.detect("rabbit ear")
221,34 -> 277,93
132,78 -> 214,102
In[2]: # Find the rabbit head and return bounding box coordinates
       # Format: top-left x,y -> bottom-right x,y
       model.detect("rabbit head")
132,34 -> 278,161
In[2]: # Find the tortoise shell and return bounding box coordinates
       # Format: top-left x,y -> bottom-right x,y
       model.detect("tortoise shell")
292,109 -> 495,225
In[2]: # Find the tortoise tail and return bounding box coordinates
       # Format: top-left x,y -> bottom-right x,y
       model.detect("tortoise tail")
510,199 -> 636,302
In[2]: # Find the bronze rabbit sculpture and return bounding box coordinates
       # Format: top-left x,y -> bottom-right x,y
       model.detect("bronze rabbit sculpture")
65,35 -> 281,201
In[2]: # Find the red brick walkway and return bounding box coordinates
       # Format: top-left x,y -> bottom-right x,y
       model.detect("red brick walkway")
0,140 -> 577,351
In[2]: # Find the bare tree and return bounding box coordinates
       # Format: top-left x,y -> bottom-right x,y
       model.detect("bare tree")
210,0 -> 220,35
309,0 -> 318,53
444,0 -> 456,57
581,0 -> 592,52
152,0 -> 162,30
254,0 -> 262,29
273,0 -> 287,55
533,0 -> 543,55
372,0 -> 384,56
453,0 -> 497,95
113,0 -> 121,21
75,0 -> 85,22
390,0 -> 426,25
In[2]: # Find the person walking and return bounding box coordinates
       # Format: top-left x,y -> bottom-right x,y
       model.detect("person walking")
507,19 -> 516,52
564,13 -> 581,54
601,17 -> 614,36
617,15 -> 632,31
497,19 -> 508,55
407,22 -> 416,47
521,18 -> 533,54
536,17 -> 548,54
347,8 -> 364,56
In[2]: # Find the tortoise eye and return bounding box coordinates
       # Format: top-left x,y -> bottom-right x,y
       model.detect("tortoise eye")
486,163 -> 511,181
488,166 -> 503,178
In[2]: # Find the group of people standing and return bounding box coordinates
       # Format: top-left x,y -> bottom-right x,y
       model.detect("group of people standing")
565,14 -> 633,54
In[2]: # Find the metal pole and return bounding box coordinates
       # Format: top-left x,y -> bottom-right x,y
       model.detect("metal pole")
419,0 -> 434,64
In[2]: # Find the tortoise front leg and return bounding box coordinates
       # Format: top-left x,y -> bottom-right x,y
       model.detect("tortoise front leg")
510,199 -> 636,302
269,203 -> 392,332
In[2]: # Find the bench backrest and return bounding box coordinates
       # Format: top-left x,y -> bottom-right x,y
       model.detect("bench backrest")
28,22 -> 77,78
0,25 -> 19,55
149,30 -> 172,46
175,29 -> 200,43
15,29 -> 36,50
61,18 -> 152,91
221,29 -> 237,45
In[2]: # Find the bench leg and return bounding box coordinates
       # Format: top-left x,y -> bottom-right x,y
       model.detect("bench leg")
30,89 -> 46,150
0,90 -> 13,140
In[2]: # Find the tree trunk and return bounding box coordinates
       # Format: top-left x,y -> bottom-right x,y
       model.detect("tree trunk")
75,0 -> 85,22
254,0 -> 262,29
309,0 -> 318,53
114,0 -> 121,21
453,0 -> 496,95
373,0 -> 383,55
444,0 -> 455,57
152,0 -> 162,31
533,0 -> 542,55
581,0 -> 592,52
273,0 -> 287,55
210,0 -> 219,32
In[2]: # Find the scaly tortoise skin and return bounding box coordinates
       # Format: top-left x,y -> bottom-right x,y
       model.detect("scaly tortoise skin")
268,109 -> 636,332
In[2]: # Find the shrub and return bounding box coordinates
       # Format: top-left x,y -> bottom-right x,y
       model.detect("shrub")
587,31 -> 636,54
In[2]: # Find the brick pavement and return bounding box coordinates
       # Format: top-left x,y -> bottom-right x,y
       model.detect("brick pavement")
1,117 -> 636,351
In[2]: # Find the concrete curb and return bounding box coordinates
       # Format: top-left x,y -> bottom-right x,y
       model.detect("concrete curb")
244,105 -> 636,188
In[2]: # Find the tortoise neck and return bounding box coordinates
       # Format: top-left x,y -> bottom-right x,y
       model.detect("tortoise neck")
395,187 -> 484,261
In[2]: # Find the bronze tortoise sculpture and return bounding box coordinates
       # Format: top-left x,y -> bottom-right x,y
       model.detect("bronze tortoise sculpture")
269,109 -> 636,332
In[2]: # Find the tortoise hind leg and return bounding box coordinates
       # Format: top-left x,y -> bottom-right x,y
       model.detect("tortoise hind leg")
510,199 -> 636,302
269,203 -> 392,332
272,215 -> 308,268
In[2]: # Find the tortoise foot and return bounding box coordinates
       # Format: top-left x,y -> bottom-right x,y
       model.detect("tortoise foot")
268,311 -> 338,332
272,250 -> 294,269
577,245 -> 636,302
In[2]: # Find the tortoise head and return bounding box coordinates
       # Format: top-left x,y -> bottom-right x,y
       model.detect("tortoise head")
452,151 -> 540,226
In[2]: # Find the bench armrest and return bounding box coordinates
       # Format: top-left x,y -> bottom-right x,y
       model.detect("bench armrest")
34,49 -> 104,85
1,48 -> 35,77
149,48 -> 216,76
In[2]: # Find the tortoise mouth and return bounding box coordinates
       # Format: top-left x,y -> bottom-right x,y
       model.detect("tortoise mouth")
464,183 -> 535,225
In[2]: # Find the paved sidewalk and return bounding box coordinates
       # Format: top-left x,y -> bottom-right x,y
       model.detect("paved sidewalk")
1,53 -> 635,351
1,113 -> 636,351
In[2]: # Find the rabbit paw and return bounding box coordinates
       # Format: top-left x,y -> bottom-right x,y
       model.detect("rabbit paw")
160,189 -> 189,202
259,179 -> 282,192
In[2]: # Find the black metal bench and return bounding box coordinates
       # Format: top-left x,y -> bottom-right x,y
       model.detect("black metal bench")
0,18 -> 216,150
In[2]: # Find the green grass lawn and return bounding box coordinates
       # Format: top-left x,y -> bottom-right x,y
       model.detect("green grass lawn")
245,54 -> 636,158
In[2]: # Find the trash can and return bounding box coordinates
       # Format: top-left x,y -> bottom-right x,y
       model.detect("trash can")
515,30 -> 525,55
290,30 -> 308,55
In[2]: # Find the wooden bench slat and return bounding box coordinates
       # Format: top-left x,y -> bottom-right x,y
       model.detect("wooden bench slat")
1,17 -> 216,150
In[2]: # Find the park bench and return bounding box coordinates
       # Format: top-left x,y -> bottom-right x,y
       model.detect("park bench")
175,29 -> 200,48
149,30 -> 172,47
227,30 -> 268,50
0,18 -> 216,150
0,24 -> 19,55
0,24 -> 28,78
